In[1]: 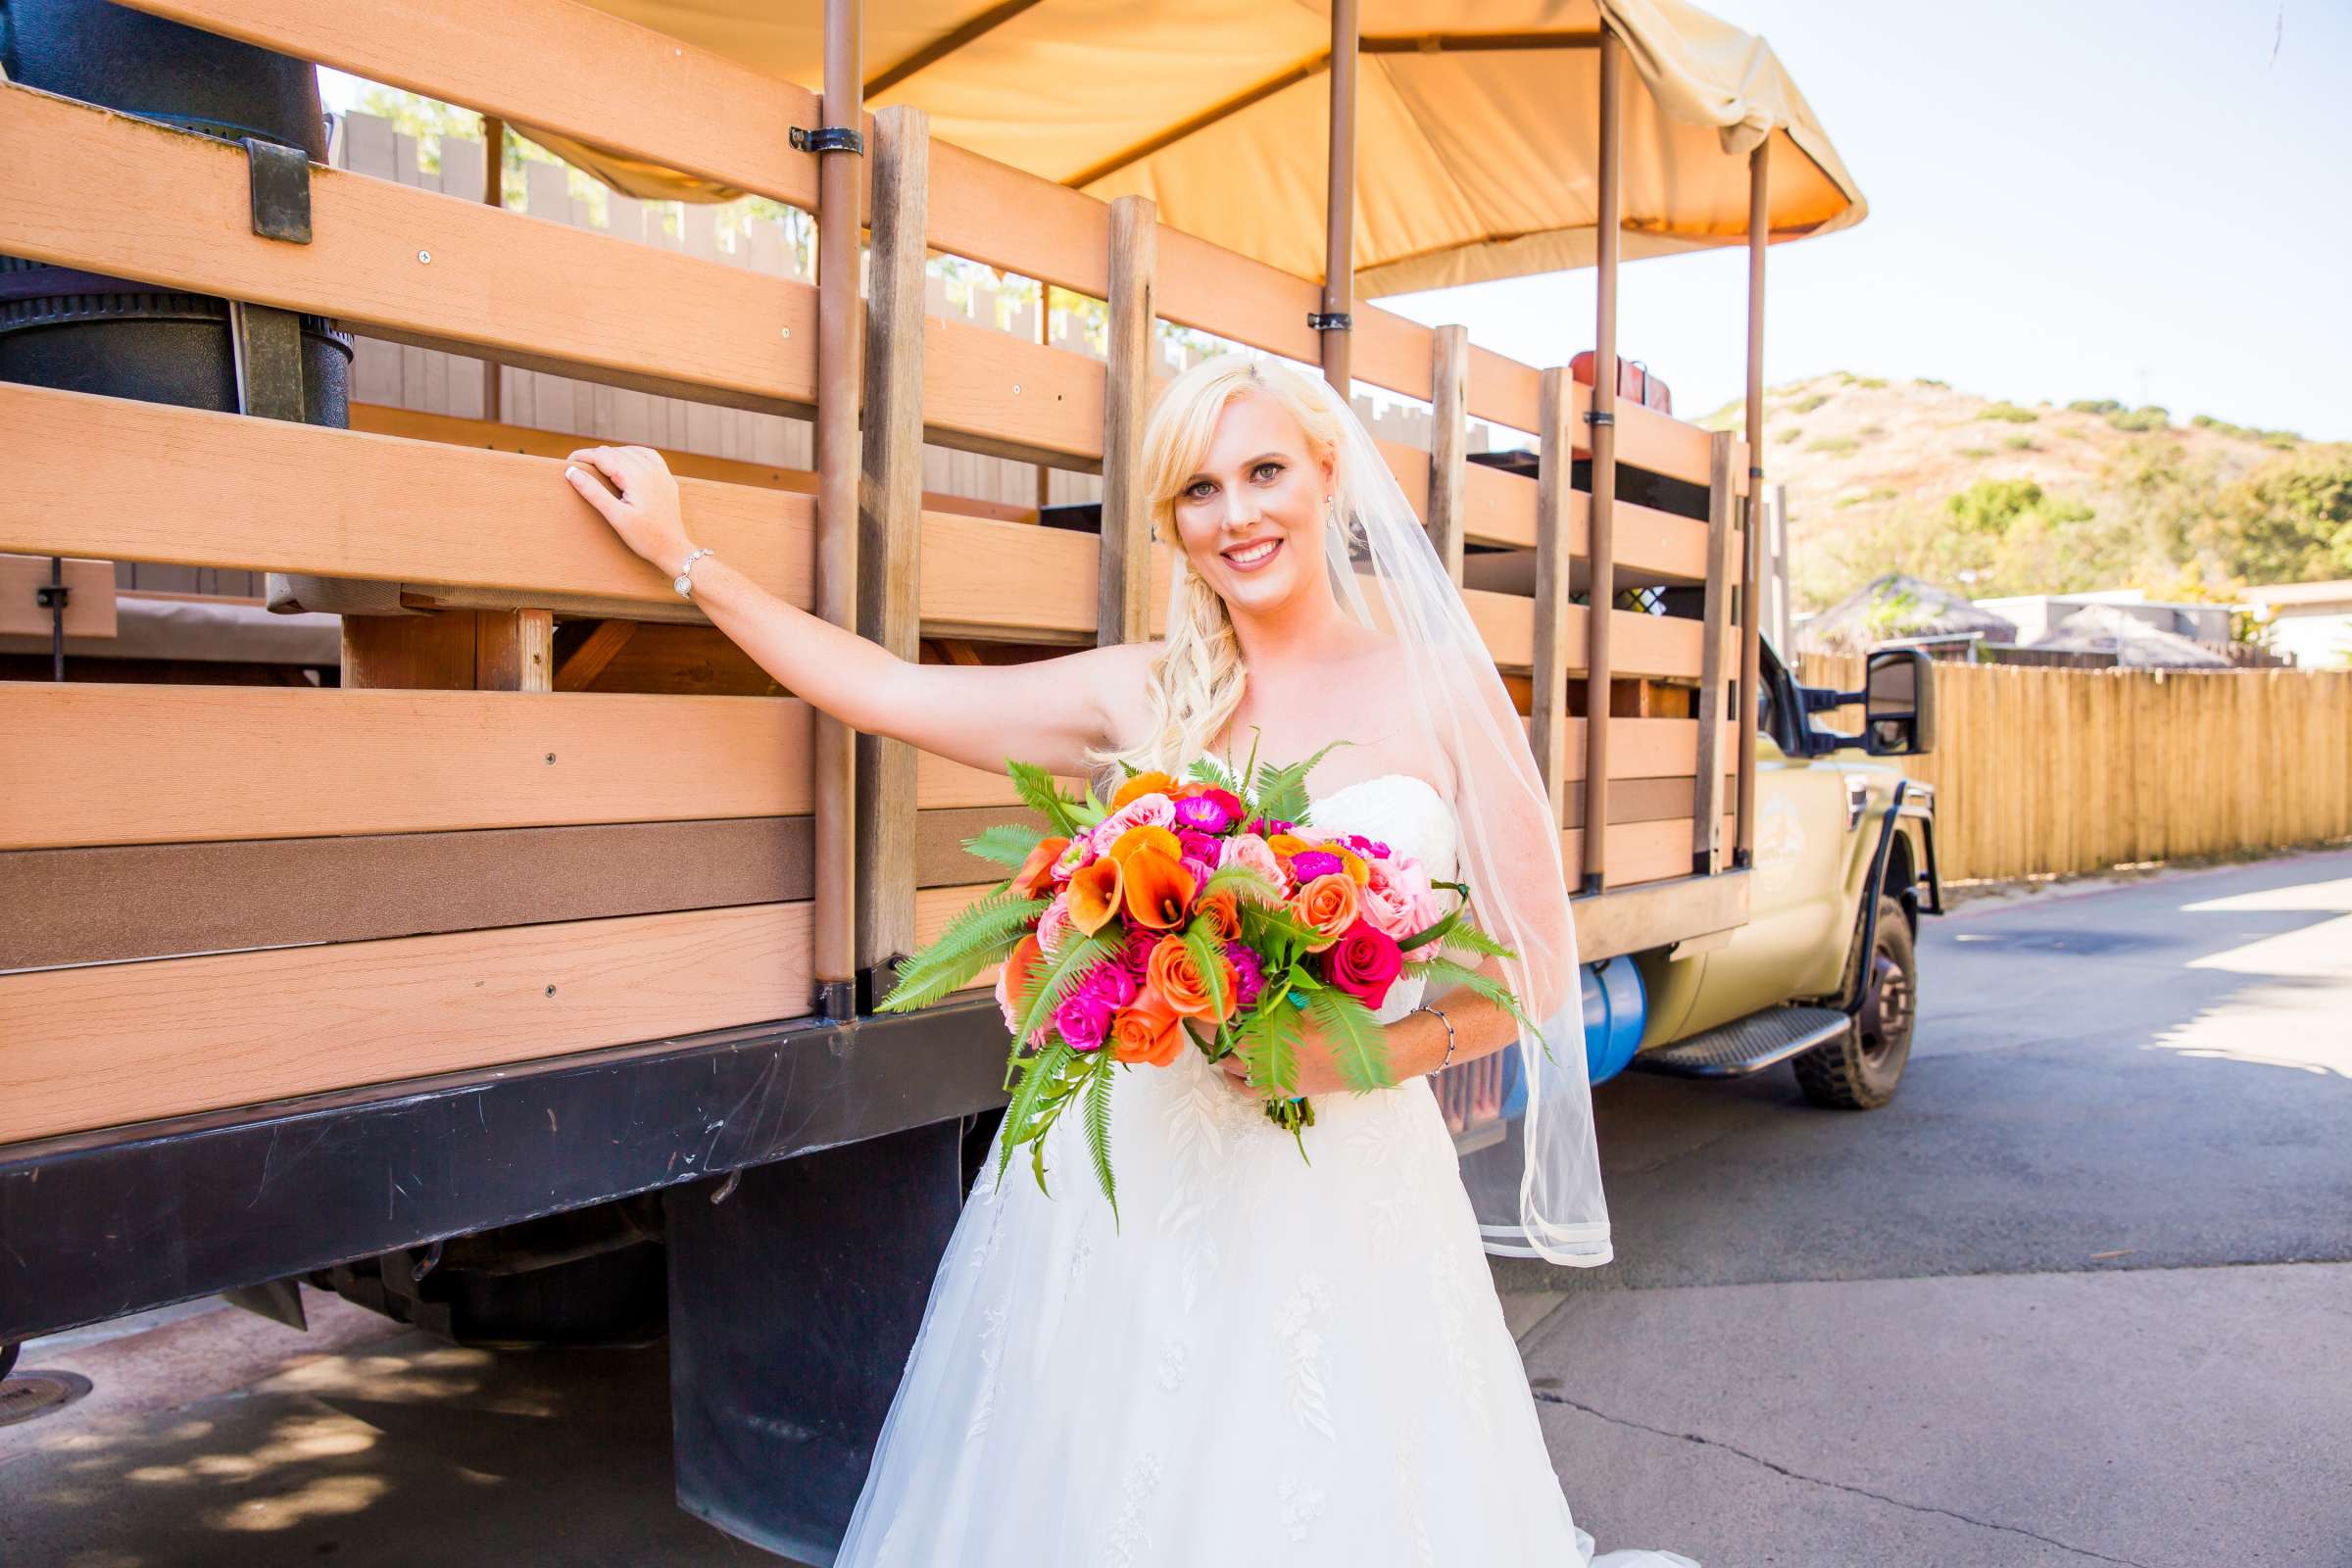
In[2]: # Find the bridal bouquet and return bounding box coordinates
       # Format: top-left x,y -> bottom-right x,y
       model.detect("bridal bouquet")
875,745 -> 1526,1223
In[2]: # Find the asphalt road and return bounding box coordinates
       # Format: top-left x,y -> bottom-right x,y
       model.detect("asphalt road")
6,848 -> 2348,1567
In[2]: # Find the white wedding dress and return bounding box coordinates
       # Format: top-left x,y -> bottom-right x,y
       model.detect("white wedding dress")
833,774 -> 1697,1567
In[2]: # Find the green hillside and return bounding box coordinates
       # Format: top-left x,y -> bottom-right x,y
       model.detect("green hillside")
1701,374 -> 2352,612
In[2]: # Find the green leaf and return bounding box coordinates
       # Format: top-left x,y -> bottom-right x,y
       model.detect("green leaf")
1239,898 -> 1323,953
1006,759 -> 1085,838
1235,1003 -> 1304,1100
1441,920 -> 1517,961
960,821 -> 1048,870
1302,986 -> 1395,1094
1075,781 -> 1109,829
1404,954 -> 1536,1034
875,890 -> 1048,1012
1250,739 -> 1352,826
996,1041 -> 1074,1186
1083,1054 -> 1119,1229
1186,756 -> 1236,790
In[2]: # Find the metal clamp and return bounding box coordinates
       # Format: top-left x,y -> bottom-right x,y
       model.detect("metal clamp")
242,137 -> 313,244
791,124 -> 865,156
35,583 -> 71,610
1307,311 -> 1352,332
813,975 -> 858,1023
1584,410 -> 1616,426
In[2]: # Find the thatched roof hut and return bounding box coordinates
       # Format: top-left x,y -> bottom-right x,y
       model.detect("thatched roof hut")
1797,574 -> 2019,655
2030,605 -> 2234,669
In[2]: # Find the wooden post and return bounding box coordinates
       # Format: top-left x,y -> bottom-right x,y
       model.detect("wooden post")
480,115 -> 505,420
810,0 -> 863,1016
1318,0 -> 1358,394
1581,24 -> 1623,895
1427,324 -> 1469,586
1529,368 -> 1573,834
855,105 -> 927,980
1737,139 -> 1768,868
1099,195 -> 1157,647
475,608 -> 553,691
1691,432 -> 1737,875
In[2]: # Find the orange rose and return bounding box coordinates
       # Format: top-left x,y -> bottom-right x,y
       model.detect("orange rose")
1291,872 -> 1360,952
1193,885 -> 1242,943
1066,856 -> 1124,935
1109,990 -> 1187,1066
1106,824 -> 1181,864
1147,934 -> 1238,1021
1009,835 -> 1069,900
1112,770 -> 1182,809
1119,848 -> 1197,931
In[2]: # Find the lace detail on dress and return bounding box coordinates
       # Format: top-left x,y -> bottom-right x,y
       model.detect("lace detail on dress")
1277,1272 -> 1338,1440
1102,1449 -> 1163,1566
1158,1066 -> 1228,1315
962,1299 -> 1008,1444
1278,1476 -> 1330,1543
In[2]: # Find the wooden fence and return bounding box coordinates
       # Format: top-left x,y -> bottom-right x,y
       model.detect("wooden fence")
1802,656 -> 2352,881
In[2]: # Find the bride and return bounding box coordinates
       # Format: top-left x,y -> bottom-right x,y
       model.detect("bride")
564,352 -> 1696,1566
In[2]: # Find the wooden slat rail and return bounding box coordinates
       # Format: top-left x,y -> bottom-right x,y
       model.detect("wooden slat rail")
104,0 -> 1751,460
0,901 -> 816,1145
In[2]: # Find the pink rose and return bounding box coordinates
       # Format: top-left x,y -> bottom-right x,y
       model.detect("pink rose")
1324,918 -> 1404,1010
1035,894 -> 1075,955
1052,835 -> 1095,881
1090,793 -> 1176,856
1360,855 -> 1443,940
1217,832 -> 1284,896
1054,988 -> 1115,1053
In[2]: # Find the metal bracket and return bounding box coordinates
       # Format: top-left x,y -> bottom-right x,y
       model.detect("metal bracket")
1307,311 -> 1352,332
35,583 -> 70,610
812,976 -> 858,1023
855,959 -> 907,1017
242,137 -> 313,244
1584,410 -> 1616,427
790,124 -> 865,156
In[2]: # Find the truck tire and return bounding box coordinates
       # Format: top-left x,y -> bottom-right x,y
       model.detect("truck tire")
1792,895 -> 1916,1110
0,1341 -> 19,1380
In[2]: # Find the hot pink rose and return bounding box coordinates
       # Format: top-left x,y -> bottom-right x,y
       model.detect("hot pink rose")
1324,918 -> 1404,1010
1089,793 -> 1176,856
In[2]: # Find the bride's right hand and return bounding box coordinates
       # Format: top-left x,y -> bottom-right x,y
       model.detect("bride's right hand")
564,445 -> 692,573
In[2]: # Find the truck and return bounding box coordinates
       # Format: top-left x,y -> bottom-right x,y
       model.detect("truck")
0,0 -> 1926,1556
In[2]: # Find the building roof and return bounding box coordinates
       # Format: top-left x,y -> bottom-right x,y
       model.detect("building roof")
1796,573 -> 2018,655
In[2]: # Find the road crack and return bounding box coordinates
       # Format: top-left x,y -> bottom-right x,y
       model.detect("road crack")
1531,1389 -> 2155,1567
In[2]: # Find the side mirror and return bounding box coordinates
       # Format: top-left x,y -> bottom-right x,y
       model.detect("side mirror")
1863,648 -> 1936,757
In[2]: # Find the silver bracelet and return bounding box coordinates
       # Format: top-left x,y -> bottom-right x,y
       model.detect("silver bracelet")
1412,1003 -> 1456,1078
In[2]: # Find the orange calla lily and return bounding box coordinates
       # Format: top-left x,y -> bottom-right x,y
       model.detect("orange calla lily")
1119,847 -> 1197,930
1111,770 -> 1181,809
1266,833 -> 1312,858
1009,835 -> 1070,900
1065,856 -> 1125,935
1106,824 -> 1181,864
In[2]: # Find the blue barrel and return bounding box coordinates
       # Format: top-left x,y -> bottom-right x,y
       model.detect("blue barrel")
1581,956 -> 1646,1086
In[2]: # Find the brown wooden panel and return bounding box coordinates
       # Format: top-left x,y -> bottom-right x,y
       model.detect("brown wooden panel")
0,901 -> 814,1144
113,0 -> 825,211
1560,816 -> 1735,891
0,817 -> 814,970
0,682 -> 814,849
1558,717 -> 1741,784
2,383 -> 815,611
912,806 -> 1031,889
0,82 -> 816,410
1560,775 -> 1697,831
0,554 -> 115,637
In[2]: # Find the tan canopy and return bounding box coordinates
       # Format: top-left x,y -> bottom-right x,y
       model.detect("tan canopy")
545,0 -> 1865,295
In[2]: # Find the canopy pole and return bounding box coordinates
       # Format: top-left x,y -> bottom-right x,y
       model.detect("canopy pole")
1318,0 -> 1357,395
1737,138 -> 1767,869
811,0 -> 864,1017
1580,23 -> 1622,896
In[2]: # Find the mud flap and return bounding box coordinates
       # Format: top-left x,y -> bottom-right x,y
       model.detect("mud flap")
664,1118 -> 970,1565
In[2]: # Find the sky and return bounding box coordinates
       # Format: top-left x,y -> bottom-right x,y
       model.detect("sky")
1379,0 -> 2352,441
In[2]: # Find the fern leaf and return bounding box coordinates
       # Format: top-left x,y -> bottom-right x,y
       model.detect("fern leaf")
1181,917 -> 1229,1022
960,821 -> 1048,870
1186,756 -> 1236,790
1250,739 -> 1352,826
1005,930 -> 1120,1057
1441,920 -> 1517,961
876,891 -> 1047,1011
996,1041 -> 1074,1186
1006,759 -> 1084,838
1235,1004 -> 1304,1099
1407,955 -> 1540,1036
1083,1054 -> 1119,1229
1303,987 -> 1394,1094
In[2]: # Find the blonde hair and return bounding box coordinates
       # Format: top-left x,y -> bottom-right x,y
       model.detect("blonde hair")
1090,353 -> 1350,778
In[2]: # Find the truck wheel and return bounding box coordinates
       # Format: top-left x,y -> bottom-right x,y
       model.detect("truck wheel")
1792,895 -> 1916,1110
0,1341 -> 18,1380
